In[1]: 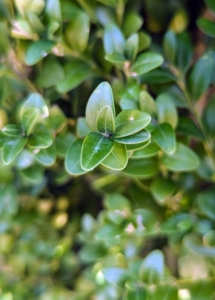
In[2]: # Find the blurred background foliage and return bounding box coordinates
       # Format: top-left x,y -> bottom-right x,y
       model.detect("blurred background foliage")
0,0 -> 215,299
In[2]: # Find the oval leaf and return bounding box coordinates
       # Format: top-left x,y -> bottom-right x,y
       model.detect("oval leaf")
156,94 -> 178,129
131,142 -> 159,159
122,158 -> 158,178
151,177 -> 176,205
22,108 -> 40,136
3,137 -> 28,165
103,23 -> 125,55
96,105 -> 115,134
152,123 -> 176,154
33,142 -> 56,166
132,52 -> 163,76
25,40 -> 55,66
114,130 -> 151,144
101,142 -> 128,170
2,124 -> 24,137
28,123 -> 53,149
21,93 -> 49,119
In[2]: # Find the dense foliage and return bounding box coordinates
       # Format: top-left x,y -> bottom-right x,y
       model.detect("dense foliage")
0,0 -> 215,299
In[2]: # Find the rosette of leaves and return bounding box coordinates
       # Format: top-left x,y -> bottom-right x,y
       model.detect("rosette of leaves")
65,82 -> 151,175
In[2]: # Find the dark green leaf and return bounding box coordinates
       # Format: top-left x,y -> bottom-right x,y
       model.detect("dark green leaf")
177,117 -> 203,140
114,130 -> 150,144
151,177 -> 176,205
163,30 -> 176,64
132,52 -> 163,76
122,12 -> 143,37
28,123 -> 53,149
124,34 -> 139,62
161,143 -> 199,172
188,54 -> 214,101
140,68 -> 175,84
22,108 -> 40,136
131,142 -> 159,159
124,286 -> 147,300
2,124 -> 24,137
33,142 -> 57,166
156,94 -> 178,129
81,132 -> 114,170
57,62 -> 91,93
197,188 -> 215,221
25,40 -> 55,66
203,97 -> 215,137
0,132 -> 9,148
101,142 -> 128,170
152,123 -> 176,154
139,250 -> 164,283
197,18 -> 215,38
3,137 -> 28,165
204,0 -> 215,13
114,110 -> 151,138
86,82 -> 115,131
122,158 -> 158,178
175,32 -> 192,73
103,23 -> 125,55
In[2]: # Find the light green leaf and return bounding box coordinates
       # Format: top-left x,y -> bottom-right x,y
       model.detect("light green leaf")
56,132 -> 76,157
105,53 -> 127,64
124,34 -> 139,62
161,143 -> 199,172
76,117 -> 91,138
28,123 -> 53,149
124,286 -> 147,300
139,250 -> 164,283
126,140 -> 150,151
120,98 -> 139,110
114,130 -> 150,144
103,23 -> 125,55
81,132 -> 114,170
86,82 -> 115,131
96,105 -> 115,134
21,93 -> 49,119
156,94 -> 178,129
96,224 -> 123,239
65,139 -> 90,175
33,142 -> 56,166
22,108 -> 40,136
57,62 -> 91,93
2,124 -> 24,137
25,40 -> 55,66
139,91 -> 157,117
3,137 -> 28,165
132,52 -> 163,76
197,188 -> 215,221
131,142 -> 159,159
114,110 -> 151,138
138,31 -> 151,52
101,142 -> 128,170
65,12 -> 90,53
197,18 -> 215,38
0,132 -> 9,148
152,123 -> 176,154
163,30 -> 176,64
0,184 -> 18,215
184,233 -> 215,257
188,54 -> 214,101
122,158 -> 158,178
104,193 -> 131,210
151,177 -> 176,205
122,12 -> 143,37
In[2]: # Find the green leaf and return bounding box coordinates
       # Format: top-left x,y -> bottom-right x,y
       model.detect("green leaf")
97,0 -> 117,7
122,12 -> 143,37
57,62 -> 91,93
122,158 -> 158,178
151,177 -> 176,205
184,233 -> 215,257
120,98 -> 139,110
25,40 -> 55,66
114,110 -> 151,138
96,224 -> 123,239
147,284 -> 178,300
139,91 -> 157,117
65,12 -> 90,53
175,32 -> 192,73
124,287 -> 147,300
132,52 -> 163,76
161,143 -> 199,172
152,123 -> 176,154
105,53 -> 127,64
86,82 -> 115,131
104,193 -> 131,210
33,142 -> 56,166
114,130 -> 150,144
0,184 -> 18,215
0,132 -> 9,148
36,56 -> 65,88
65,139 -> 89,175
81,132 -> 114,170
188,54 -> 214,101
3,137 -> 28,165
2,124 -> 24,137
21,93 -> 49,119
126,140 -> 150,151
56,132 -> 76,157
197,188 -> 215,221
96,105 -> 115,134
76,117 -> 91,138
197,18 -> 215,38
44,0 -> 61,37
163,30 -> 176,64
103,23 -> 125,55
131,142 -> 159,159
203,98 -> 215,138
22,108 -> 40,136
156,94 -> 178,129
204,0 -> 215,13
28,123 -> 53,149
15,149 -> 35,169
177,117 -> 203,140
139,250 -> 164,283
138,31 -> 151,52
101,142 -> 128,170
124,34 -> 139,62
49,105 -> 67,133
140,68 -> 175,84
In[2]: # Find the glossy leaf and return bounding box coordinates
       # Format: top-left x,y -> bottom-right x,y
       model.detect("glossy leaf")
33,142 -> 56,166
0,132 -> 9,148
25,40 -> 55,66
86,82 -> 115,131
131,142 -> 159,159
65,139 -> 89,175
163,30 -> 176,64
197,19 -> 215,38
139,250 -> 164,283
152,123 -> 176,154
114,130 -> 150,144
161,143 -> 199,172
65,12 -> 90,53
101,142 -> 128,170
132,52 -> 163,76
114,110 -> 151,138
21,93 -> 49,119
105,53 -> 127,64
2,124 -> 23,137
175,32 -> 192,73
28,123 -> 53,149
139,91 -> 157,117
124,34 -> 139,62
3,137 -> 28,165
122,158 -> 158,178
156,94 -> 178,129
96,105 -> 115,134
103,23 -> 125,55
81,132 -> 114,170
188,54 -> 214,101
22,108 -> 40,136
151,177 -> 176,205
77,117 -> 91,138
